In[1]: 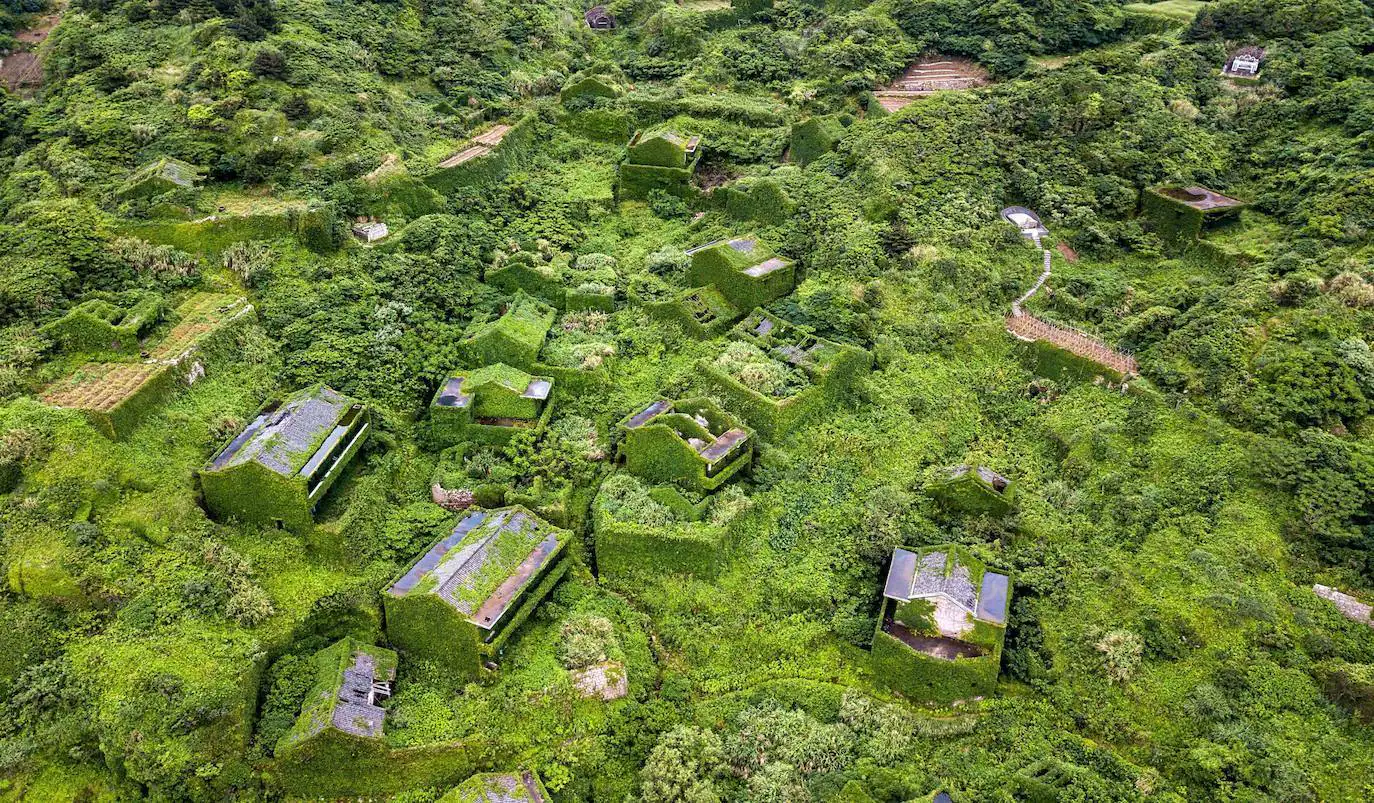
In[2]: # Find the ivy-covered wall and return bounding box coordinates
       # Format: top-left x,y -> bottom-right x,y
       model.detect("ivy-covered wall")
460,298 -> 555,371
594,507 -> 730,580
719,178 -> 793,226
383,592 -> 483,679
790,116 -> 847,166
644,287 -> 741,339
41,294 -> 165,354
1140,188 -> 1205,244
618,162 -> 697,201
928,472 -> 1015,516
425,115 -> 537,194
870,628 -> 1001,704
200,459 -> 315,534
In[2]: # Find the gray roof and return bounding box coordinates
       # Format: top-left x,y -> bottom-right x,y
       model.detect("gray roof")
208,386 -> 356,476
436,376 -> 472,408
698,428 -> 748,464
388,508 -> 562,631
743,257 -> 788,278
884,547 -> 1010,625
625,399 -> 671,428
330,652 -> 388,739
728,237 -> 759,254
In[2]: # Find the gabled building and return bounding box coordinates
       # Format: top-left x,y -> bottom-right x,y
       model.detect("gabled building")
275,638 -> 396,763
461,295 -> 556,371
428,363 -> 555,446
618,128 -> 702,200
686,236 -> 796,312
929,465 -> 1015,516
116,157 -> 203,199
617,397 -> 752,493
872,546 -> 1011,703
200,385 -> 370,533
440,771 -> 551,802
384,507 -> 572,679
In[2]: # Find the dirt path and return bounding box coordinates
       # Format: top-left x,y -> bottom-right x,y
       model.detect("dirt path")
2,2 -> 66,94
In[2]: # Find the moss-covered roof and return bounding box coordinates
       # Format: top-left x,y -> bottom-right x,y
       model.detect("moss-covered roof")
386,506 -> 568,631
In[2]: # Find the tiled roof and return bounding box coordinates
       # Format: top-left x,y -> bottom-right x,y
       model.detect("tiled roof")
209,386 -> 355,476
330,651 -> 388,739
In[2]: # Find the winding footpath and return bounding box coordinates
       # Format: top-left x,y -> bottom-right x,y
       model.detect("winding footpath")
1005,231 -> 1139,377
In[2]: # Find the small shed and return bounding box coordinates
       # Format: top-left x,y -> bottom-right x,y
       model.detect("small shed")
585,5 -> 616,29
352,221 -> 390,243
117,157 -> 204,199
200,385 -> 371,533
384,507 -> 572,678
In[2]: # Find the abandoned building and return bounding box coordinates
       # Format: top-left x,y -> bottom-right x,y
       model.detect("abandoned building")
351,221 -> 390,243
1141,185 -> 1248,243
929,465 -> 1015,516
200,385 -> 371,533
440,771 -> 551,803
618,128 -> 702,200
617,397 -> 752,493
872,546 -> 1012,703
686,236 -> 796,312
703,311 -> 874,438
275,639 -> 396,759
117,157 -> 203,199
428,364 -> 554,446
1223,46 -> 1264,78
384,506 -> 571,679
585,5 -> 615,29
461,295 -> 556,370
1000,206 -> 1049,241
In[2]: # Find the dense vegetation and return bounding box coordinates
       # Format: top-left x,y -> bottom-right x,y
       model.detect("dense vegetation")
1,0 -> 1373,800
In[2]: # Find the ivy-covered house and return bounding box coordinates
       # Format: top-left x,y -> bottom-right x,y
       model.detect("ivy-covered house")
116,157 -> 203,199
871,546 -> 1012,703
200,385 -> 371,533
274,638 -> 396,767
703,311 -> 873,438
460,295 -> 556,371
928,466 -> 1015,516
440,771 -> 551,802
1141,185 -> 1247,244
383,507 -> 572,679
40,293 -> 164,354
618,128 -> 702,200
686,236 -> 796,312
617,397 -> 752,493
428,364 -> 555,446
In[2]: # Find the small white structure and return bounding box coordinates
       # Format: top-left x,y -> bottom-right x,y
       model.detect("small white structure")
351,221 -> 389,243
1000,206 -> 1049,240
1223,47 -> 1265,78
1314,584 -> 1374,628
